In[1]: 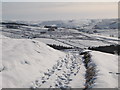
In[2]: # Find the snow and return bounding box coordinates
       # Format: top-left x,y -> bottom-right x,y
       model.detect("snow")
93,19 -> 118,29
77,31 -> 119,45
30,52 -> 85,88
0,33 -> 2,90
1,18 -> 119,88
93,29 -> 118,38
68,39 -> 110,47
90,31 -> 118,40
2,36 -> 66,88
35,38 -> 72,47
90,51 -> 118,88
69,62 -> 86,88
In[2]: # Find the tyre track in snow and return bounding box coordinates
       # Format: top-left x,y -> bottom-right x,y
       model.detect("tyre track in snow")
31,52 -> 84,89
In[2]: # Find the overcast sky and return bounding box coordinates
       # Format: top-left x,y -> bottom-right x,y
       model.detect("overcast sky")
2,2 -> 118,21
2,0 -> 119,2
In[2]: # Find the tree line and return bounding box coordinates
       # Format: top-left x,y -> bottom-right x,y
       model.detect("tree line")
47,44 -> 73,50
88,45 -> 120,55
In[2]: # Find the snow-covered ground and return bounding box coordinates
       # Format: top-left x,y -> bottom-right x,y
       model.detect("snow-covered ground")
0,32 -> 2,90
0,19 -> 119,88
90,51 -> 118,88
2,36 -> 66,88
31,52 -> 85,88
1,35 -> 87,88
35,38 -> 72,47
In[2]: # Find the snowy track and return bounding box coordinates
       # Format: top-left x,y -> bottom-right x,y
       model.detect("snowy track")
31,52 -> 85,88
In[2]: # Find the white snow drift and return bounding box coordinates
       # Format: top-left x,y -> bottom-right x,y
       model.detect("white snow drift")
1,36 -> 66,88
90,51 -> 118,88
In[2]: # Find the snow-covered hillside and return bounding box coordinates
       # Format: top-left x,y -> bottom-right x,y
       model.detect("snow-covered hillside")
90,51 -> 118,88
93,19 -> 118,29
0,19 -> 119,89
1,36 -> 66,88
0,32 -> 2,90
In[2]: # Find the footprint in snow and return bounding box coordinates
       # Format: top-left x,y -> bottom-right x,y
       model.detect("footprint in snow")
42,80 -> 46,84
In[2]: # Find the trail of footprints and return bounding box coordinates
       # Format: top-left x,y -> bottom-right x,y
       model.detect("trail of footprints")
31,53 -> 82,88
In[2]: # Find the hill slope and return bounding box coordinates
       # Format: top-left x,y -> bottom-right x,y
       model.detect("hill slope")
1,36 -> 65,88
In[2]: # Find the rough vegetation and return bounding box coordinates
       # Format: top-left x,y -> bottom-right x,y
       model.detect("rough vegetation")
47,44 -> 73,50
82,52 -> 97,90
